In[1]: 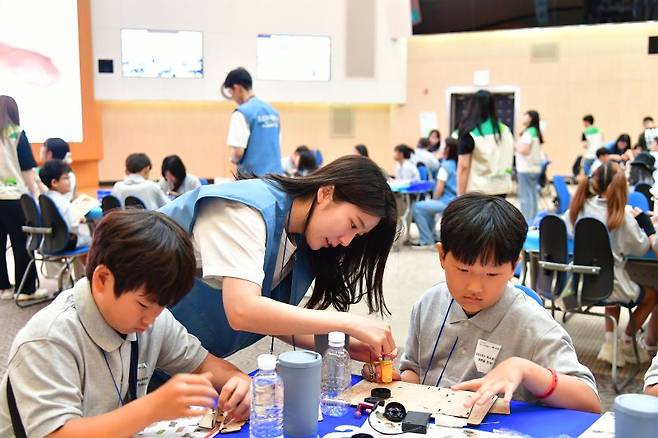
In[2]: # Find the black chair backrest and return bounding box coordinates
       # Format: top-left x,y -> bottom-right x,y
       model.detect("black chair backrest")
19,194 -> 43,252
38,195 -> 71,254
634,183 -> 654,211
124,196 -> 146,209
101,195 -> 121,213
572,217 -> 614,305
537,214 -> 568,299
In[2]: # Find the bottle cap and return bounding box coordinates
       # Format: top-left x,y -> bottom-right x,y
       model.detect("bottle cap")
328,331 -> 346,347
257,354 -> 277,371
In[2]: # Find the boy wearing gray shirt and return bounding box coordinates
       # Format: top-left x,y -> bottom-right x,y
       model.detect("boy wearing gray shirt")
363,194 -> 600,413
112,153 -> 170,210
0,211 -> 250,437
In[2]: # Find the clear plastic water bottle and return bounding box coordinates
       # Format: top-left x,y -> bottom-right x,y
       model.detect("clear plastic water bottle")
320,331 -> 352,417
250,354 -> 284,438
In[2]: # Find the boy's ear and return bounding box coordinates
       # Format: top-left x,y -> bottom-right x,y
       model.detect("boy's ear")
437,243 -> 447,269
91,265 -> 114,297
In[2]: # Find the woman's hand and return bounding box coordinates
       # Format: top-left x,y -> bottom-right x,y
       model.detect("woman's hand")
342,314 -> 396,358
361,362 -> 402,383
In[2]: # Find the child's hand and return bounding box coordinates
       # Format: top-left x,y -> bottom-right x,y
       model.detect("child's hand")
149,372 -> 218,421
451,357 -> 526,407
360,362 -> 402,383
218,373 -> 251,422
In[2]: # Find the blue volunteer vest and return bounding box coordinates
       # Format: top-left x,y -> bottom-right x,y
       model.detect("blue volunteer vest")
159,179 -> 314,357
439,159 -> 458,202
236,97 -> 283,176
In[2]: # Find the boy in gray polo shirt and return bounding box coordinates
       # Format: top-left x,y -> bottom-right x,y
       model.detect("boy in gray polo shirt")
0,211 -> 251,437
363,194 -> 600,413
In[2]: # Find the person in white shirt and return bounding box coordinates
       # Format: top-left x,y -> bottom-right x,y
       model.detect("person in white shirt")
112,153 -> 169,210
158,155 -> 201,198
39,160 -> 90,249
393,144 -> 420,181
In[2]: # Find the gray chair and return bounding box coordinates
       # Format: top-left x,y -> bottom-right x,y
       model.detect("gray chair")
536,214 -> 570,317
14,195 -> 49,307
125,195 -> 146,209
101,194 -> 121,214
565,217 -> 642,392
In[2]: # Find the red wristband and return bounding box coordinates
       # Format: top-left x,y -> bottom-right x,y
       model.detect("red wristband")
535,368 -> 558,399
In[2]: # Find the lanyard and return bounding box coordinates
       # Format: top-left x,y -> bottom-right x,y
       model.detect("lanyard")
101,338 -> 139,406
421,298 -> 458,387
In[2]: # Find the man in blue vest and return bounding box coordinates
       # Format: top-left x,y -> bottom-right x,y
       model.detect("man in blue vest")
222,67 -> 283,175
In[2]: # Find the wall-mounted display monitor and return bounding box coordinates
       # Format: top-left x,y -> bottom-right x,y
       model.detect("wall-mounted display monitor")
121,29 -> 203,78
256,34 -> 330,81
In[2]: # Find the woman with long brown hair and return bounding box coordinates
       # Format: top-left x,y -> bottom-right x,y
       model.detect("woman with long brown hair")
565,161 -> 656,366
161,155 -> 398,362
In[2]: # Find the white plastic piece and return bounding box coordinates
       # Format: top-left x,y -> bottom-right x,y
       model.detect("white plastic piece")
257,354 -> 277,371
328,331 -> 346,347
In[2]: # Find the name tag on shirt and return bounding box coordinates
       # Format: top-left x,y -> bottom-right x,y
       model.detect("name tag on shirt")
474,339 -> 501,374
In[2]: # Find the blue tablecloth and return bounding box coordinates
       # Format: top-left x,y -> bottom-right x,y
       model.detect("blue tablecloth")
235,375 -> 600,438
524,229 -> 656,261
389,180 -> 434,194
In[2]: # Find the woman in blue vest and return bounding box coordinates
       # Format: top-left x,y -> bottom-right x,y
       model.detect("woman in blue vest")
160,155 -> 398,361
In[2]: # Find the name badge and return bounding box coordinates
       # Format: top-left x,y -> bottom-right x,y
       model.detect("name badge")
474,339 -> 501,374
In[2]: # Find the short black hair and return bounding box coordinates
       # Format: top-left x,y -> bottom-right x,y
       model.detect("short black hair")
39,159 -> 70,188
44,138 -> 70,160
643,116 -> 654,123
596,147 -> 609,158
354,144 -> 369,157
223,67 -> 252,90
126,153 -> 152,174
394,144 -> 414,159
583,114 -> 594,124
295,145 -> 310,154
417,137 -> 430,149
86,210 -> 196,307
440,193 -> 527,266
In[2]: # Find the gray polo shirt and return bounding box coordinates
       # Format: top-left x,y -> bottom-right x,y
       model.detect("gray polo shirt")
0,278 -> 208,437
399,282 -> 598,403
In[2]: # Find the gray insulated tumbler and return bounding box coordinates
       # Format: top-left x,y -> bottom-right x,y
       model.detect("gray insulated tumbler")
277,350 -> 322,437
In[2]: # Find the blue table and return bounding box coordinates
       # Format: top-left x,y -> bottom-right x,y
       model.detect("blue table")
233,376 -> 600,438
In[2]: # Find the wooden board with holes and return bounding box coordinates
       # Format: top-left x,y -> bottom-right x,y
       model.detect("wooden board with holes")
343,380 -> 502,425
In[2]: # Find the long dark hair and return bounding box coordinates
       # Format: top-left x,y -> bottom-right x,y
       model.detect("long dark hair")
569,161 -> 627,230
428,129 -> 441,152
459,90 -> 501,142
161,155 -> 187,192
615,134 -> 631,153
0,95 -> 20,140
444,138 -> 459,162
525,110 -> 544,144
248,156 -> 398,315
